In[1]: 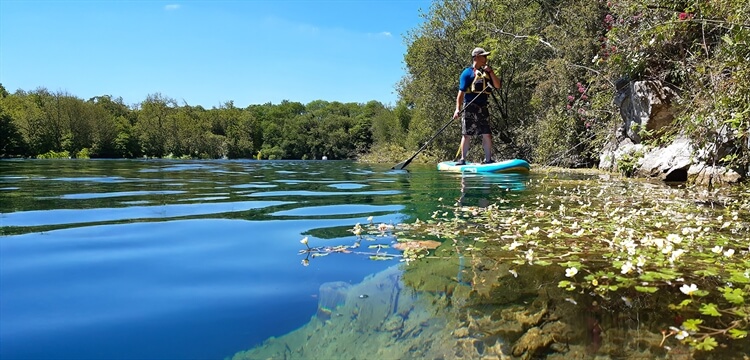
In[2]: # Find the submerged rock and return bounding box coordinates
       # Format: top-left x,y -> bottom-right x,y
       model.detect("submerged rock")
316,281 -> 350,321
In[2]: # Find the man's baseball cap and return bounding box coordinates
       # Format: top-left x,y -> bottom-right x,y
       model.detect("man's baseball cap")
471,47 -> 491,56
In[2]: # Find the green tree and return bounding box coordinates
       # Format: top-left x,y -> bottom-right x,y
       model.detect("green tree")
0,107 -> 26,157
135,93 -> 176,157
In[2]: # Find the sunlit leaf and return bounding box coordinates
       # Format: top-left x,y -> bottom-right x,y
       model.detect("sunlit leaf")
635,286 -> 659,293
728,329 -> 747,339
699,303 -> 722,317
693,290 -> 710,297
722,289 -> 745,305
668,299 -> 693,310
682,318 -> 703,332
694,269 -> 719,277
693,336 -> 718,351
727,271 -> 750,284
560,261 -> 583,268
368,244 -> 389,249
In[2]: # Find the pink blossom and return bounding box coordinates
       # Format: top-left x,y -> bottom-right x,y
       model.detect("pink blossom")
581,95 -> 588,100
604,14 -> 614,24
566,104 -> 572,109
678,12 -> 691,21
567,95 -> 575,101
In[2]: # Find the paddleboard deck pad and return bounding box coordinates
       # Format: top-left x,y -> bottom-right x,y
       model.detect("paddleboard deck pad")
437,159 -> 530,173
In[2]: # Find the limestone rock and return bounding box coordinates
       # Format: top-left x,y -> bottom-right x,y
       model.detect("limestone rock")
635,137 -> 693,181
615,80 -> 678,143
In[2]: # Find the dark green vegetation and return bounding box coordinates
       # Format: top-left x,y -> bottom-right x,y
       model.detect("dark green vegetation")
398,0 -> 749,173
0,85 -> 396,160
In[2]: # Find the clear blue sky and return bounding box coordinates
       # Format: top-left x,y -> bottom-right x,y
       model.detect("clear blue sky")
0,0 -> 430,108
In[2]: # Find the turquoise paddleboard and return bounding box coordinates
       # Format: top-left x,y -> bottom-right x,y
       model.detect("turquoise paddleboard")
437,159 -> 530,173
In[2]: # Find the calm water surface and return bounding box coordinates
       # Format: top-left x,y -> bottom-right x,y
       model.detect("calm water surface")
0,159 -> 528,360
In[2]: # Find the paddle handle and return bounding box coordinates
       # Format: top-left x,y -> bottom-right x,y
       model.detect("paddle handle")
392,89 -> 489,170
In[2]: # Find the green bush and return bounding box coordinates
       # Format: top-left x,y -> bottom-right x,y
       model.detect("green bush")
37,150 -> 70,159
76,148 -> 91,159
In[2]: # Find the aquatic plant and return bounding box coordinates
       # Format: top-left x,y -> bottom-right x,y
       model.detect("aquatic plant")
397,171 -> 749,354
298,220 -> 404,263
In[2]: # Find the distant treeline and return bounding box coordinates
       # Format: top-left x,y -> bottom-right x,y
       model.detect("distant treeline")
0,84 -> 412,160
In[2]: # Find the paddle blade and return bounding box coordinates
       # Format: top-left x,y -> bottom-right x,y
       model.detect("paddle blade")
391,159 -> 411,170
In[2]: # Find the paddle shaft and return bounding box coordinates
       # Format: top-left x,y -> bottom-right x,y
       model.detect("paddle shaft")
392,87 -> 490,170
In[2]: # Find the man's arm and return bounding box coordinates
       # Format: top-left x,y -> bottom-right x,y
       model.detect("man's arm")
485,66 -> 501,89
453,90 -> 465,119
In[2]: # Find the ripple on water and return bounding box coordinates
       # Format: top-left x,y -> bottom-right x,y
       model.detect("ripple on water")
327,183 -> 368,190
248,190 -> 400,197
271,204 -> 403,217
57,191 -> 186,200
1,201 -> 292,227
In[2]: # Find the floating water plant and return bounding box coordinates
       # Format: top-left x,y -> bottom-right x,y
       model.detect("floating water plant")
396,173 -> 749,355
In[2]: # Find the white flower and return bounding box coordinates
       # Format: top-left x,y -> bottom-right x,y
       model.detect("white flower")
680,283 -> 698,296
621,261 -> 634,274
525,249 -> 534,263
565,267 -> 578,277
622,239 -> 637,255
724,248 -> 735,257
509,269 -> 518,278
636,256 -> 646,267
669,249 -> 686,263
712,245 -> 723,253
525,227 -> 540,235
667,233 -> 682,244
669,326 -> 690,340
661,243 -> 674,254
508,241 -> 522,251
378,223 -> 389,233
300,236 -> 309,245
367,216 -> 374,223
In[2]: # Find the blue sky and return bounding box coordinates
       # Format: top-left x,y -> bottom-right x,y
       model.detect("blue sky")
0,0 -> 430,108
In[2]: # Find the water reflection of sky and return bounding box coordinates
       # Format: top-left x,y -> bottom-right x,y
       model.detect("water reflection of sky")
0,160 -> 457,360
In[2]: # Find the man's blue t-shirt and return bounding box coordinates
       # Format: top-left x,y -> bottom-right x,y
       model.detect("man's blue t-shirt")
458,67 -> 489,106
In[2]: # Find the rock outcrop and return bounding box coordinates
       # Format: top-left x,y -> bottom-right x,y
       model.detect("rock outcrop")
601,79 -> 743,184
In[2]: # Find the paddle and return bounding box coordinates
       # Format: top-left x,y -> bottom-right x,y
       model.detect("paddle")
391,88 -> 489,170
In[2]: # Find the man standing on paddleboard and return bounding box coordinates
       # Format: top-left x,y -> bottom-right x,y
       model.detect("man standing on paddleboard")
452,47 -> 501,165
